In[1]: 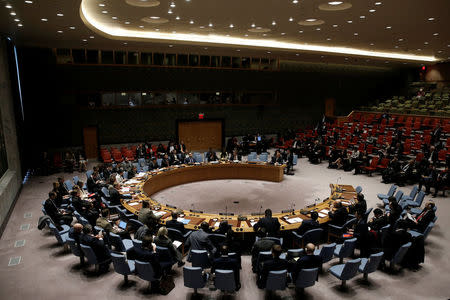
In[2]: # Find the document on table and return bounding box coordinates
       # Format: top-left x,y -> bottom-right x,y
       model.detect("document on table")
213,222 -> 220,227
152,211 -> 167,217
286,217 -> 303,224
250,220 -> 257,226
318,209 -> 330,218
176,217 -> 191,225
136,172 -> 146,178
120,187 -> 130,192
173,240 -> 183,248
126,179 -> 140,184
128,202 -> 139,206
341,201 -> 351,205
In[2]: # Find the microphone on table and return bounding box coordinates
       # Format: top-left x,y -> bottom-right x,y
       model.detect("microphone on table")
336,176 -> 342,192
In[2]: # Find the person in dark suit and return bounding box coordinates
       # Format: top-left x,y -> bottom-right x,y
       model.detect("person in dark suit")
271,150 -> 284,165
108,183 -> 121,206
257,244 -> 289,289
138,201 -> 160,232
253,209 -> 281,237
212,245 -> 241,291
328,201 -> 348,226
87,172 -> 102,193
68,223 -> 83,245
165,211 -> 186,234
284,148 -> 294,175
368,208 -> 388,231
291,243 -> 322,282
80,224 -> 111,272
185,221 -> 216,259
229,149 -> 241,161
296,211 -> 320,235
154,227 -> 184,267
349,208 -> 369,257
44,192 -> 73,228
184,153 -> 195,165
206,148 -> 218,162
251,237 -> 276,272
387,197 -> 402,226
405,202 -> 436,232
126,235 -> 162,291
161,154 -> 171,167
349,193 -> 367,215
57,177 -> 69,195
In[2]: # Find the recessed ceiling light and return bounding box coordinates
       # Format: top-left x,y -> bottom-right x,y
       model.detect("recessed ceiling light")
139,25 -> 144,28
204,47 -> 208,49
229,24 -> 234,28
433,33 -> 439,36
332,24 -> 338,27
424,42 -> 429,44
112,16 -> 117,20
272,20 -> 276,26
306,18 -> 317,22
170,2 -> 175,8
289,17 -> 294,22
14,18 -> 20,22
281,32 -> 286,35
326,38 -> 331,41
176,16 -> 180,20
155,28 -> 159,31
293,0 -> 299,3
125,21 -> 130,24
236,49 -> 240,51
169,44 -> 173,47
199,26 -> 205,28
244,34 -> 248,37
267,51 -> 271,54
360,16 -> 366,19
428,17 -> 435,21
209,22 -> 213,27
251,23 -> 256,28
438,50 -> 443,53
57,13 -> 64,17
82,39 -> 87,42
99,3 -> 105,7
168,9 -> 173,14
150,16 -> 160,19
25,0 -> 33,3
347,20 -> 352,23
262,33 -> 267,36
398,38 -> 403,41
189,20 -> 194,24
370,43 -> 374,45
394,46 -> 399,48
417,49 -> 422,51
102,10 -> 108,14
123,42 -> 128,45
18,23 -> 23,27
316,28 -> 321,31
345,57 -> 349,60
299,30 -> 303,33
328,1 -> 343,5
375,2 -> 382,5
5,4 -> 12,9
354,32 -> 358,36
385,26 -> 392,29
70,26 -> 75,29
369,9 -> 376,12
296,53 -> 299,56
57,30 -> 63,33
10,12 -> 16,16
41,18 -> 48,22
89,36 -> 94,39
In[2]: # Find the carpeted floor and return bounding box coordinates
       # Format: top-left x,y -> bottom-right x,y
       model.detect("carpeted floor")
0,157 -> 449,300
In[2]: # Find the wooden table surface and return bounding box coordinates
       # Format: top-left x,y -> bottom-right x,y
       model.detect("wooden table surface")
120,163 -> 356,233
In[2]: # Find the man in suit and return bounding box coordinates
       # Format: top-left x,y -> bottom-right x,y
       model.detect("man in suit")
229,149 -> 241,161
328,201 -> 348,226
165,211 -> 186,234
57,177 -> 69,195
80,224 -> 111,272
138,201 -> 160,232
68,223 -> 83,244
44,192 -> 73,228
87,172 -> 102,193
96,209 -> 131,239
108,182 -> 121,206
349,193 -> 367,215
406,202 -> 436,232
349,208 -> 369,257
284,148 -> 294,175
368,208 -> 388,231
185,221 -> 216,259
271,151 -> 284,165
212,245 -> 241,291
251,237 -> 277,272
184,153 -> 195,165
161,154 -> 171,167
253,209 -> 281,237
257,244 -> 289,289
126,235 -> 162,292
291,243 -> 322,282
296,211 -> 320,235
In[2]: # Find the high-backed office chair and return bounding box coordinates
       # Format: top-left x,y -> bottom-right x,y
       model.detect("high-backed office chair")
135,260 -> 160,290
358,251 -> 384,280
334,238 -> 357,264
80,244 -> 111,273
329,258 -> 362,288
405,190 -> 425,208
377,184 -> 397,200
110,252 -> 135,284
167,228 -> 191,256
66,236 -> 84,265
292,228 -> 323,248
408,222 -> 434,241
328,218 -> 356,242
293,268 -> 319,291
64,180 -> 74,191
314,243 -> 336,266
48,223 -> 69,246
401,185 -> 419,202
389,242 -> 411,270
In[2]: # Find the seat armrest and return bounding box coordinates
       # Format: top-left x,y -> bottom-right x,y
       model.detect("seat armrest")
292,231 -> 303,240
183,231 -> 192,239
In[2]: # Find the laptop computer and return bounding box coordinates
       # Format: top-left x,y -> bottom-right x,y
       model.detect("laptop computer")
118,220 -> 127,230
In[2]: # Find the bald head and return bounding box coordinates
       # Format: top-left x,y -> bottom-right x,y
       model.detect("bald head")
305,243 -> 315,254
73,223 -> 83,233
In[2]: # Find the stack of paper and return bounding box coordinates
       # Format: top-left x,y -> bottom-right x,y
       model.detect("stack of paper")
128,202 -> 139,206
120,187 -> 130,192
286,217 -> 302,224
152,211 -> 166,217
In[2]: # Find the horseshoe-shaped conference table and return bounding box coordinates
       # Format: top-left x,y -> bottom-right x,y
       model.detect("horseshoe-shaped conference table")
120,162 -> 356,233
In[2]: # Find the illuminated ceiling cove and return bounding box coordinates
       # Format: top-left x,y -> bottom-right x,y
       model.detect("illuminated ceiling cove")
80,0 -> 436,62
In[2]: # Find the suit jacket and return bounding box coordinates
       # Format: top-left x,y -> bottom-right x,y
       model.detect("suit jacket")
80,234 -> 111,262
58,184 -> 69,196
253,217 -> 280,237
328,207 -> 348,226
68,227 -> 82,245
292,254 -> 322,282
212,256 -> 240,285
126,246 -> 161,278
353,219 -> 369,246
251,238 -> 276,271
138,208 -> 160,228
368,215 -> 388,231
96,217 -> 113,232
257,258 -> 289,288
296,219 -> 320,236
166,219 -> 186,234
44,198 -> 63,223
161,159 -> 171,168
108,187 -> 121,206
71,196 -> 92,213
416,210 -> 435,232
87,176 -> 100,193
185,229 -> 216,255
184,157 -> 195,164
271,156 -> 284,164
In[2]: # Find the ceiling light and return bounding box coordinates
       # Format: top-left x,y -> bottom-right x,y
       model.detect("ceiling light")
256,26 -> 262,29
293,0 -> 299,3
139,25 -> 144,28
354,32 -> 358,35
123,42 -> 128,45
170,2 -> 176,8
204,47 -> 208,49
229,24 -> 234,28
89,36 -> 94,38
99,3 -> 105,7
199,26 -> 205,28
155,28 -> 159,31
18,23 -> 23,27
82,39 -> 87,42
244,34 -> 248,37
251,23 -> 256,28
102,10 -> 108,14
262,33 -> 267,36
328,1 -> 343,5
70,26 -> 75,29
369,9 -> 376,12
272,20 -> 276,26
10,12 -> 16,16
112,16 -> 117,19
14,18 -> 20,22
57,30 -> 63,33
176,16 -> 180,20
281,32 -> 286,35
332,24 -> 338,27
360,16 -> 366,19
150,16 -> 160,19
236,49 -> 240,51
41,18 -> 48,22
168,9 -> 173,14
316,28 -> 321,31
189,20 -> 194,24
375,2 -> 382,5
398,38 -> 403,41
428,17 -> 435,21
57,13 -> 64,17
306,18 -> 317,22
424,42 -> 429,44
347,20 -> 352,23
169,44 -> 173,47
125,21 -> 130,24
209,22 -> 213,27
370,43 -> 374,45
299,30 -> 303,33
289,17 -> 294,22
326,38 -> 331,41
25,0 -> 33,3
5,4 -> 12,9
394,46 -> 399,48
433,33 -> 439,36
267,51 -> 271,54
296,53 -> 299,56
385,26 -> 392,29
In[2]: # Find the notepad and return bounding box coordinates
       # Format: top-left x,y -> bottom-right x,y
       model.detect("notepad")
120,187 -> 130,192
152,211 -> 167,217
214,222 -> 220,227
320,209 -> 330,214
128,202 -> 139,206
136,172 -> 146,177
177,217 -> 191,225
286,217 -> 302,224
341,201 -> 351,205
173,240 -> 182,248
318,213 -> 327,218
